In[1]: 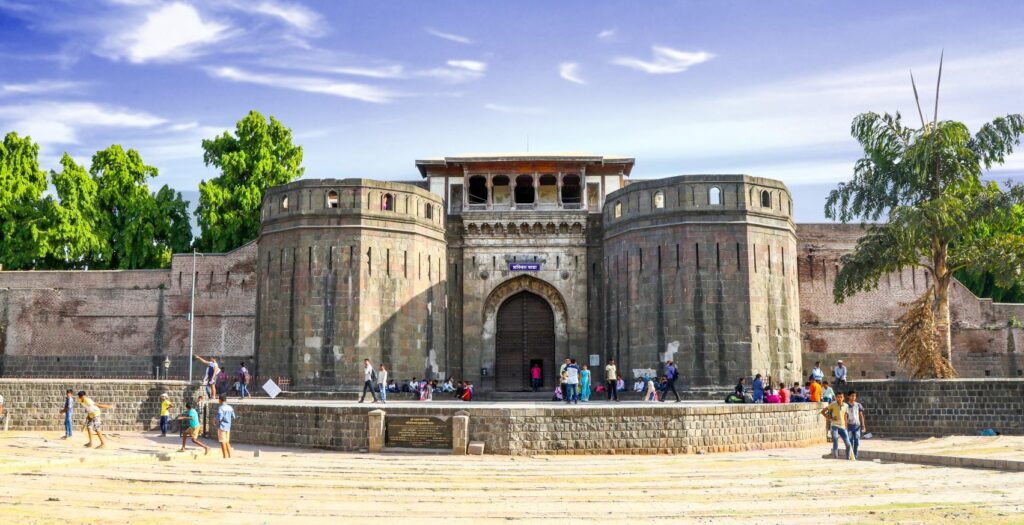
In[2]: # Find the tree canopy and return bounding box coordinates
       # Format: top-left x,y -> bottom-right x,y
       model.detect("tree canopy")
826,108 -> 1024,370
0,132 -> 49,269
195,110 -> 303,252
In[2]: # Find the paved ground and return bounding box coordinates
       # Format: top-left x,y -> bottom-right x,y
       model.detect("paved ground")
1,431 -> 1023,524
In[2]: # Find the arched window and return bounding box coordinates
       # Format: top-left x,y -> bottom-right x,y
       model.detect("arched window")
760,190 -> 771,208
514,174 -> 535,204
425,203 -> 434,220
561,174 -> 581,205
281,195 -> 289,211
468,175 -> 488,205
492,175 -> 510,206
382,193 -> 394,211
538,174 -> 557,205
614,201 -> 622,218
326,190 -> 339,208
709,187 -> 721,205
653,190 -> 665,209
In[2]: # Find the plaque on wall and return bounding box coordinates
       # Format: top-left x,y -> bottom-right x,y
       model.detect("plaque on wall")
385,415 -> 452,449
509,263 -> 541,271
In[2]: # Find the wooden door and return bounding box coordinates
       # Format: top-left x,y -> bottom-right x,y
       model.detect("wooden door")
496,292 -> 554,391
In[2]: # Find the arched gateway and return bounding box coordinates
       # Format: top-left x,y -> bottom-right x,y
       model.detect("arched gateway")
482,275 -> 570,391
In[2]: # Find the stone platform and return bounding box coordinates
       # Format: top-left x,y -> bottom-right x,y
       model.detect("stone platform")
217,398 -> 826,455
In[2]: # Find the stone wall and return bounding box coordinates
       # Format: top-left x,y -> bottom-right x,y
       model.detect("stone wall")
601,175 -> 802,386
256,179 -> 447,389
0,244 -> 257,379
798,224 -> 1024,380
0,379 -> 200,431
220,401 -> 825,455
845,379 -> 1024,436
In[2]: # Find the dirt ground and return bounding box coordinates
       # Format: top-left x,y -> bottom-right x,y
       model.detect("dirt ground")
1,431 -> 1023,525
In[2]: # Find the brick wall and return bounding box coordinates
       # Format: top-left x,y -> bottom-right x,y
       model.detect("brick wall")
220,401 -> 825,455
845,379 -> 1024,436
0,244 -> 257,379
798,224 -> 1024,380
0,379 -> 200,431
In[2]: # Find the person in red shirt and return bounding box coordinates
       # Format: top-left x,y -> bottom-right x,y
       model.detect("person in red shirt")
530,363 -> 542,392
779,385 -> 791,403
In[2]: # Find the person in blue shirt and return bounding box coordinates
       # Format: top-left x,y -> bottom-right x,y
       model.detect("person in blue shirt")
177,402 -> 210,455
60,389 -> 74,439
215,394 -> 235,459
752,374 -> 765,403
662,360 -> 681,402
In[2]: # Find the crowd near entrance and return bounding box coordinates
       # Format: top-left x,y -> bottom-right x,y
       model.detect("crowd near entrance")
495,291 -> 555,391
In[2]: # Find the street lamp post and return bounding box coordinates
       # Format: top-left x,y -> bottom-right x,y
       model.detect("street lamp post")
187,249 -> 199,383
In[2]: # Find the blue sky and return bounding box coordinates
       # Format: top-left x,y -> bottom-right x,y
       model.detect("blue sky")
2,0 -> 1023,221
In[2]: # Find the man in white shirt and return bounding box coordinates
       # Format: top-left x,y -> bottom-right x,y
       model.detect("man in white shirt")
359,358 -> 379,403
810,361 -> 824,382
565,359 -> 581,404
834,360 -> 848,386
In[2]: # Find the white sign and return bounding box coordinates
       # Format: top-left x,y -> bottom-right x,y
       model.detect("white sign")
589,354 -> 600,367
262,379 -> 282,399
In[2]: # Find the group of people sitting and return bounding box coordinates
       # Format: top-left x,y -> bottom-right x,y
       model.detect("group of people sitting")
381,377 -> 473,401
727,360 -> 848,404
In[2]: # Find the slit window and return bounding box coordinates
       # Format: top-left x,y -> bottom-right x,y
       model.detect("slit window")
653,191 -> 665,209
280,195 -> 289,211
709,187 -> 721,205
760,190 -> 771,208
326,191 -> 339,208
382,193 -> 394,211
614,201 -> 622,218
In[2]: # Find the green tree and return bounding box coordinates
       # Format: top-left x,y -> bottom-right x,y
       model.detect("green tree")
0,132 -> 48,269
44,153 -> 105,268
826,108 -> 1024,370
196,110 -> 303,252
90,145 -> 192,269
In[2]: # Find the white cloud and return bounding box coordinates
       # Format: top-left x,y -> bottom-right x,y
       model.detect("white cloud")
425,27 -> 472,45
612,46 -> 713,74
484,103 -> 545,115
206,66 -> 394,103
559,62 -> 585,85
1,80 -> 85,95
102,2 -> 230,63
324,64 -> 405,79
598,28 -> 616,39
0,101 -> 166,144
446,60 -> 486,72
247,1 -> 322,33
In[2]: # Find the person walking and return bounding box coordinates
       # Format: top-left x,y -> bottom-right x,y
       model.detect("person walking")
215,394 -> 235,459
530,363 -> 542,392
605,359 -> 619,402
821,391 -> 852,460
159,393 -> 174,437
177,402 -> 210,455
236,362 -> 251,399
846,390 -> 867,460
377,364 -> 389,404
580,365 -> 592,402
663,360 -> 681,402
60,389 -> 74,439
359,358 -> 378,403
77,391 -> 114,449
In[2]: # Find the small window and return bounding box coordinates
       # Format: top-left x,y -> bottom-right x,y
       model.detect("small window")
709,187 -> 721,205
281,195 -> 289,211
760,190 -> 771,208
653,191 -> 665,209
382,193 -> 394,211
425,203 -> 433,220
614,202 -> 622,218
326,191 -> 339,208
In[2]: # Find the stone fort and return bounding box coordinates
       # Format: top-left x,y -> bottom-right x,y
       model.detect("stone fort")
1,153 -> 1021,390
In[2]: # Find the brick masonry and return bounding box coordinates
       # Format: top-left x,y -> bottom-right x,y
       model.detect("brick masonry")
844,379 -> 1024,436
0,379 -> 201,431
220,401 -> 825,455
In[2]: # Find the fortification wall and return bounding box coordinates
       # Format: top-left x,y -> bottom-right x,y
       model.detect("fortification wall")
601,175 -> 801,386
845,379 -> 1024,436
216,401 -> 825,455
0,379 -> 200,431
798,224 -> 1024,380
0,244 -> 257,379
256,179 -> 447,389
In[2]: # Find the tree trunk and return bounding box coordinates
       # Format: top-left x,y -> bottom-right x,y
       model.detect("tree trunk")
932,242 -> 953,364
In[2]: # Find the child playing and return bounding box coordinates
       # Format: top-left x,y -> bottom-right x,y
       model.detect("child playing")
77,391 -> 115,449
177,402 -> 210,455
159,393 -> 174,437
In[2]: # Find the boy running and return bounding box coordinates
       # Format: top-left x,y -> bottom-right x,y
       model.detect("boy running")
77,391 -> 114,449
178,402 -> 210,454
